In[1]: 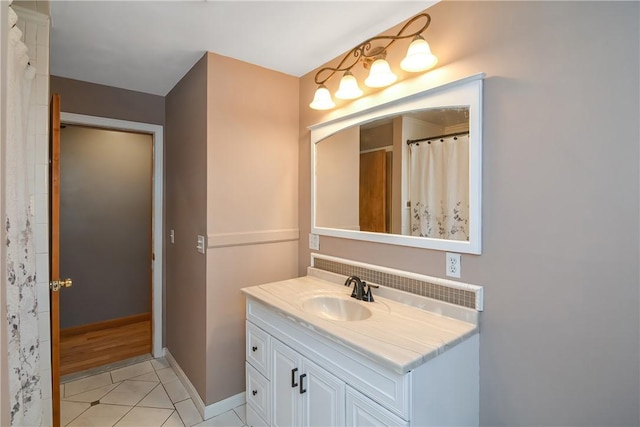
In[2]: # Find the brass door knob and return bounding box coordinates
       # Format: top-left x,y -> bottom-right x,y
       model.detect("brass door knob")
50,278 -> 73,292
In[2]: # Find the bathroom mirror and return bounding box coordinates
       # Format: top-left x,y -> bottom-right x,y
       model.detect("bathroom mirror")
310,74 -> 483,254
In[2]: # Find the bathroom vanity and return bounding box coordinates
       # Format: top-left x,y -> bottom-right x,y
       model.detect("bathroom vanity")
241,266 -> 481,426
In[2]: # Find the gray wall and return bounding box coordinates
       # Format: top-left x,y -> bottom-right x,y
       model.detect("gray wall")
51,75 -> 165,125
299,2 -> 639,426
164,54 -> 208,398
59,125 -> 152,328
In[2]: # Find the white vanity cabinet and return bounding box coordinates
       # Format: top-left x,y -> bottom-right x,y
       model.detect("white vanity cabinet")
244,296 -> 479,427
246,318 -> 403,427
246,320 -> 346,426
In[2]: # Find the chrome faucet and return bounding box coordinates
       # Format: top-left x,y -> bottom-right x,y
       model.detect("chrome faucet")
344,276 -> 378,302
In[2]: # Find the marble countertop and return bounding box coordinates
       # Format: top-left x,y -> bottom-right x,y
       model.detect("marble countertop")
241,275 -> 478,374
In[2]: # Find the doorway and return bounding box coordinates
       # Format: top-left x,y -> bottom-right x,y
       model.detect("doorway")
58,113 -> 164,366
59,124 -> 153,375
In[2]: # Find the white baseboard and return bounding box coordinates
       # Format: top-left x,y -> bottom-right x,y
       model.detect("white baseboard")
202,391 -> 246,421
163,348 -> 246,420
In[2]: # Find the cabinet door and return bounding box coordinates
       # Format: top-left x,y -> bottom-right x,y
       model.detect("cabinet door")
346,387 -> 408,427
301,359 -> 345,427
272,339 -> 303,426
246,400 -> 270,427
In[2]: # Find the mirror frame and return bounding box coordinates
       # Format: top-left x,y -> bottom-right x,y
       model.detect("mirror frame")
310,73 -> 484,254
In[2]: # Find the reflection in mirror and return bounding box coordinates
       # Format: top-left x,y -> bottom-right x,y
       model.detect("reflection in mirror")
316,107 -> 470,240
311,74 -> 483,254
405,108 -> 469,241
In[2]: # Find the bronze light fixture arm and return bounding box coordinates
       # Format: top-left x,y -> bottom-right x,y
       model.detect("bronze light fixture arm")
313,13 -> 432,86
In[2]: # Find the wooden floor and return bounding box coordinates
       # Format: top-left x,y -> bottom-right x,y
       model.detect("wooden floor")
60,314 -> 152,376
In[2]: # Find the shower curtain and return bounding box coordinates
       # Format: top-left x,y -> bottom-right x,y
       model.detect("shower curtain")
5,4 -> 41,426
409,134 -> 469,241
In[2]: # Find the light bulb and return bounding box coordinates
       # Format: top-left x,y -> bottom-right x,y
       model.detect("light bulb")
335,71 -> 363,100
309,85 -> 335,110
400,35 -> 438,72
364,59 -> 397,88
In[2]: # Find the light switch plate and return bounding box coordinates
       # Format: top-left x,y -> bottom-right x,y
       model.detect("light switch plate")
197,235 -> 206,254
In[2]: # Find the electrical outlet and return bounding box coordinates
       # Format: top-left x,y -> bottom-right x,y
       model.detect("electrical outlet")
446,252 -> 461,278
309,233 -> 320,250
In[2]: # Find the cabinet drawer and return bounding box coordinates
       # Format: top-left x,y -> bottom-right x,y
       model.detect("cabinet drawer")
247,321 -> 270,377
346,386 -> 408,427
246,402 -> 269,427
246,362 -> 271,423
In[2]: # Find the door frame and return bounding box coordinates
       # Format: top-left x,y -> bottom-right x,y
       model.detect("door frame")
60,112 -> 164,357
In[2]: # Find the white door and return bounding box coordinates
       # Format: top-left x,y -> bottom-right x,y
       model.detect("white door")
301,359 -> 345,427
272,339 -> 303,426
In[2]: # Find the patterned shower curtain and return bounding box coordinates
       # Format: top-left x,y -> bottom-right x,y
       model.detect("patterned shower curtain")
5,4 -> 42,426
409,134 -> 469,241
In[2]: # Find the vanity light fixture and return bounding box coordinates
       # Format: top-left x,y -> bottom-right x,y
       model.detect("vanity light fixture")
309,13 -> 438,110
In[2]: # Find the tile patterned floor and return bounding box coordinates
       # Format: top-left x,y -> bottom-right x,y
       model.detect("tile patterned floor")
61,357 -> 247,427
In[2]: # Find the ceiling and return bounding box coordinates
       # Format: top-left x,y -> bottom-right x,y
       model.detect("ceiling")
49,1 -> 436,97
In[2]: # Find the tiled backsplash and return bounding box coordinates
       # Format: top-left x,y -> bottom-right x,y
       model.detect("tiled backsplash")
312,254 -> 483,311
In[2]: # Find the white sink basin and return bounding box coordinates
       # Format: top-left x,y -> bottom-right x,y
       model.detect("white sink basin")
302,295 -> 372,321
